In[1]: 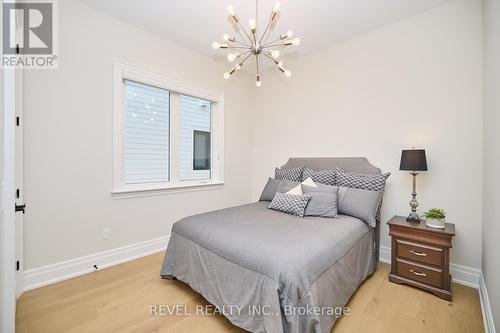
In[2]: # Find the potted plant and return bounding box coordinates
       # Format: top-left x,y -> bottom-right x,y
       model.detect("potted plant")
423,208 -> 446,229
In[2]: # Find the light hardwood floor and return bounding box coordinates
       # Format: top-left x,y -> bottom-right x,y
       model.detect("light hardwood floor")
16,252 -> 484,333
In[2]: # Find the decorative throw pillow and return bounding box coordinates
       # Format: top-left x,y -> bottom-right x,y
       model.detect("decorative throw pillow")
301,167 -> 338,185
275,166 -> 303,182
259,178 -> 283,201
286,184 -> 303,195
268,193 -> 311,217
336,170 -> 390,191
337,186 -> 383,227
301,177 -> 317,187
276,179 -> 301,194
302,183 -> 339,218
336,170 -> 390,224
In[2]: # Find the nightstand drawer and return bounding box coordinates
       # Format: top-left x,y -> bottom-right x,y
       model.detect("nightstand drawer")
396,259 -> 443,288
396,239 -> 443,266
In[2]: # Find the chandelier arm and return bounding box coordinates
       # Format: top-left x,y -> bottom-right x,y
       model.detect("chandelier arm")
258,17 -> 273,45
256,54 -> 260,77
239,52 -> 253,65
232,39 -> 251,47
235,21 -> 254,45
261,43 -> 288,49
228,46 -> 253,50
263,36 -> 281,47
262,51 -> 280,66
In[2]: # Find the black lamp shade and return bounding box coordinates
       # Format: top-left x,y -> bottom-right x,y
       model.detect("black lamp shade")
400,149 -> 428,171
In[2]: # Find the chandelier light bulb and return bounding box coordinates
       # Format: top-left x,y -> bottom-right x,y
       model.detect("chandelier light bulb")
280,30 -> 293,40
284,69 -> 292,77
227,52 -> 240,62
256,80 -> 262,87
212,42 -> 220,49
228,6 -> 235,16
249,19 -> 256,31
223,72 -> 230,80
278,61 -> 283,67
274,2 -> 281,12
271,50 -> 280,59
292,37 -> 301,46
223,33 -> 230,41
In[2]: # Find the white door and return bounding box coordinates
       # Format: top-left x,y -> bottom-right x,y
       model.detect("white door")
1,68 -> 19,332
15,70 -> 24,298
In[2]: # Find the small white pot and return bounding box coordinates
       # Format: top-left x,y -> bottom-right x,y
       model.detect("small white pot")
425,218 -> 446,229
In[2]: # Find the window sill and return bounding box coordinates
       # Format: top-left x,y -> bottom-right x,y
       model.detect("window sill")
111,181 -> 224,199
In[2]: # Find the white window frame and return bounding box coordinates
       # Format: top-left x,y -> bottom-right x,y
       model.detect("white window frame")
112,62 -> 224,195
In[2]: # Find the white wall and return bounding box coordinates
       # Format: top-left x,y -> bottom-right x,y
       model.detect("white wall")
22,0 -> 254,269
251,0 -> 483,269
23,0 -> 485,278
482,0 -> 500,329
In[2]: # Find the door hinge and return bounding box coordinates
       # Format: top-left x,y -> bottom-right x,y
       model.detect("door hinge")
15,203 -> 26,214
16,261 -> 20,271
16,117 -> 20,126
16,189 -> 20,199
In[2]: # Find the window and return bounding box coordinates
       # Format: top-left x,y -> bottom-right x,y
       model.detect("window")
193,131 -> 211,171
113,62 -> 223,194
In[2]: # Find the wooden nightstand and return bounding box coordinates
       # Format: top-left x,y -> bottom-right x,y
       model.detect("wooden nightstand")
387,215 -> 455,301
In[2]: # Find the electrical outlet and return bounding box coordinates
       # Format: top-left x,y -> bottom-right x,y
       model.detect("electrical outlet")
102,228 -> 111,240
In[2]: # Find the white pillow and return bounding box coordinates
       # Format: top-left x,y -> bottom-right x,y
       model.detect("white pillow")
286,184 -> 303,195
301,177 -> 318,187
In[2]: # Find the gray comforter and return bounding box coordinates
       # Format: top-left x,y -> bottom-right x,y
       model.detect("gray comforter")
160,202 -> 376,333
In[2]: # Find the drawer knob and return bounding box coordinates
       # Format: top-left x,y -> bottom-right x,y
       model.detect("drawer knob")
409,250 -> 427,257
409,269 -> 426,277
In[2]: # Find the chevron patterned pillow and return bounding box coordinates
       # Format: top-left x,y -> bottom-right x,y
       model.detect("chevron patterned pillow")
268,192 -> 311,217
274,166 -> 303,182
301,167 -> 339,185
336,170 -> 390,191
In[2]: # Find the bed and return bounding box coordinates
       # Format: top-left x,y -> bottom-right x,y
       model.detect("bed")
160,157 -> 383,333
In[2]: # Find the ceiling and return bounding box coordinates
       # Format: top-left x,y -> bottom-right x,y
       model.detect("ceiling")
78,0 -> 451,56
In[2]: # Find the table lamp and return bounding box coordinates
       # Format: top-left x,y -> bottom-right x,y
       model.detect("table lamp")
400,149 -> 428,222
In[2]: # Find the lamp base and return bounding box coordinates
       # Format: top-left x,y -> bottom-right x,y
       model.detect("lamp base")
406,212 -> 421,223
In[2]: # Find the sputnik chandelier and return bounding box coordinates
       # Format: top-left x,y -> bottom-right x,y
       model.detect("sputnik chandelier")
212,1 -> 301,87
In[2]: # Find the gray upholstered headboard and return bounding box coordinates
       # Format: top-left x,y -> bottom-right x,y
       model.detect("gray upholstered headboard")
280,157 -> 381,175
280,157 -> 382,261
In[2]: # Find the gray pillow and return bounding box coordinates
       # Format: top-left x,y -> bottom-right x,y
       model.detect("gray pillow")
275,166 -> 303,182
336,170 -> 390,191
268,193 -> 311,217
276,179 -> 300,194
302,183 -> 339,218
301,167 -> 338,185
259,178 -> 282,201
337,186 -> 382,227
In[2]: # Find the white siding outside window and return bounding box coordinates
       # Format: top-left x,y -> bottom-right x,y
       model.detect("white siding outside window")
124,80 -> 170,184
112,62 -> 224,195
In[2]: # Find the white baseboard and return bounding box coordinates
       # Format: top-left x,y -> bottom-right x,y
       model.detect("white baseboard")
479,272 -> 497,333
378,245 -> 480,288
23,235 -> 170,292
